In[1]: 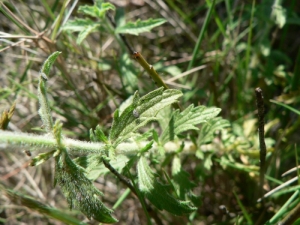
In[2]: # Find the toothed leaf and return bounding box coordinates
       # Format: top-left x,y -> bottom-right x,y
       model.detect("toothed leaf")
55,151 -> 118,223
78,1 -> 115,19
109,87 -> 182,146
198,117 -> 230,145
160,105 -> 221,144
137,156 -> 196,215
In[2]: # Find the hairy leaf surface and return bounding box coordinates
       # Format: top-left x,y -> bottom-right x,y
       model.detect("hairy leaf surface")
137,156 -> 196,215
109,87 -> 182,146
160,105 -> 221,144
38,52 -> 60,132
55,151 -> 117,223
198,117 -> 230,145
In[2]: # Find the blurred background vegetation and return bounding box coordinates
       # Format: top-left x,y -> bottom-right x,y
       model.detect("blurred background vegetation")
1,0 -> 300,224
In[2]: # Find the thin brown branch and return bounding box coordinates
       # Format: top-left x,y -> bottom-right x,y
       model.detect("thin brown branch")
102,159 -> 137,195
0,3 -> 52,44
0,39 -> 27,53
255,87 -> 267,196
102,159 -> 164,225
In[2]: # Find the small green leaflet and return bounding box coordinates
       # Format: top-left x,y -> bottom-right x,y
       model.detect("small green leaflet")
160,104 -> 221,144
30,150 -> 57,166
40,51 -> 61,76
115,18 -> 167,35
119,53 -> 138,92
78,2 -> 115,19
63,19 -> 98,32
62,0 -> 115,45
90,125 -> 108,143
137,156 -> 196,215
63,19 -> 101,45
38,52 -> 61,132
76,25 -> 99,45
198,117 -> 230,145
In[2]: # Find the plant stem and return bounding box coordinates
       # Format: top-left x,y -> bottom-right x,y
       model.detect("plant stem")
102,159 -> 137,195
106,12 -> 181,110
255,88 -> 267,197
0,130 -> 198,155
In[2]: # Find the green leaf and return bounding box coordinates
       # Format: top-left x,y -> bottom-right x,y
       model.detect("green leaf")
62,19 -> 102,45
119,53 -> 138,92
75,154 -> 130,180
63,18 -> 96,32
62,0 -> 115,44
172,156 -> 197,199
40,51 -> 61,76
90,125 -> 108,143
55,151 -> 118,223
116,18 -> 167,35
38,74 -> 53,132
135,129 -> 154,142
38,52 -> 60,132
160,105 -> 221,144
76,24 -> 100,45
195,149 -> 204,159
203,153 -> 213,170
0,101 -> 15,130
30,150 -> 58,166
198,117 -> 230,145
139,140 -> 154,154
78,1 -> 115,19
137,156 -> 196,215
152,129 -> 159,143
155,62 -> 182,77
109,87 -> 182,146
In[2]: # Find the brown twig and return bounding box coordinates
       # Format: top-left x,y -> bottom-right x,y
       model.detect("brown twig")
0,3 -> 52,44
102,159 -> 164,225
102,159 -> 137,195
255,88 -> 267,196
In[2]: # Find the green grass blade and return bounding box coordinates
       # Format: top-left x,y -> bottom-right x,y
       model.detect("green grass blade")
0,184 -> 87,225
270,100 -> 300,116
233,191 -> 253,224
187,0 -> 216,71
